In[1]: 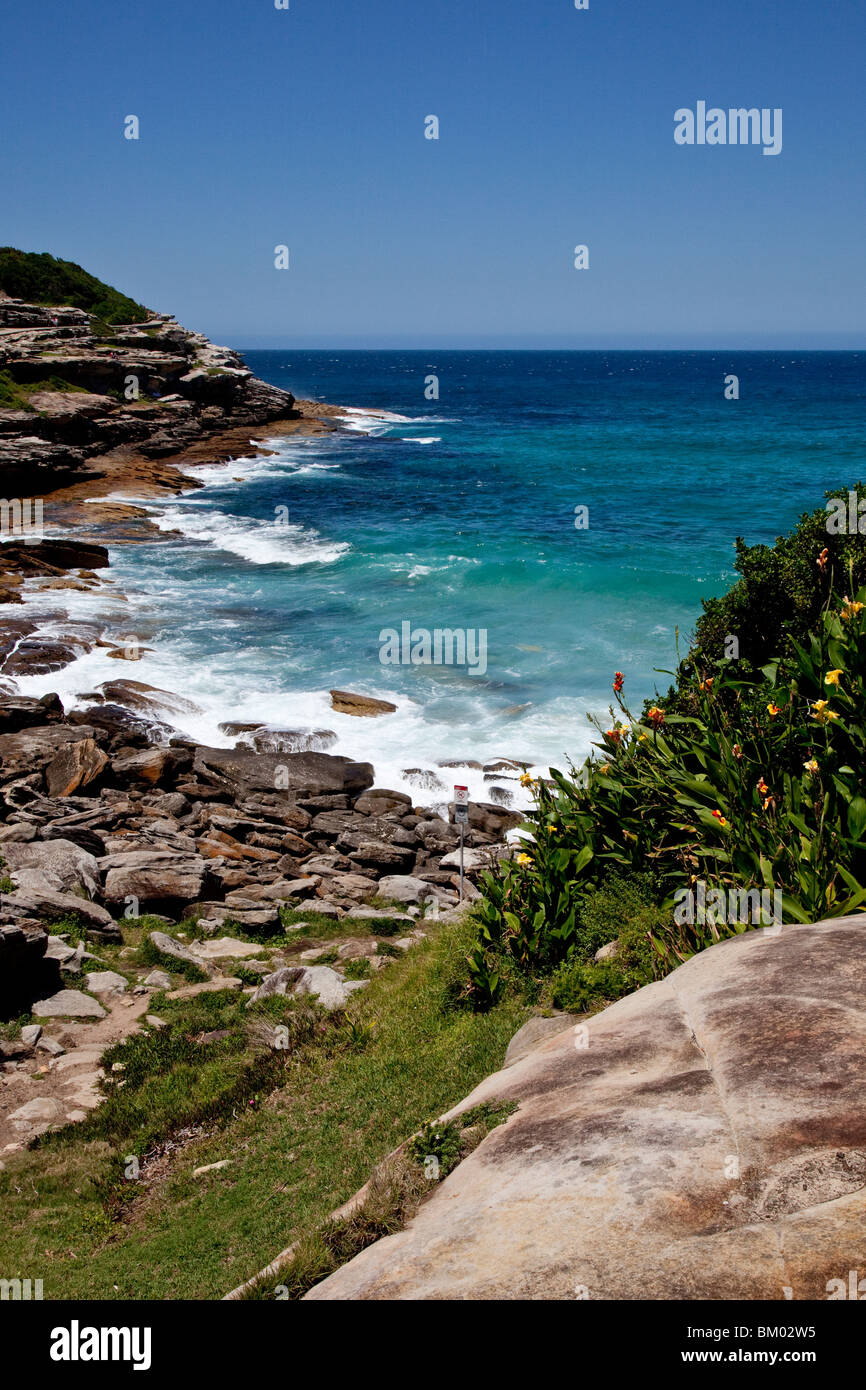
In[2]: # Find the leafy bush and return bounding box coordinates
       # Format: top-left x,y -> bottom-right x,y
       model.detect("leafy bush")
664,484 -> 866,704
469,502 -> 866,1008
0,247 -> 148,323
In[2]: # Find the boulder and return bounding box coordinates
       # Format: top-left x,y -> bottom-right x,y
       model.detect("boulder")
0,694 -> 65,733
234,728 -> 338,754
354,789 -> 413,816
305,915 -> 866,1301
148,930 -> 209,969
1,837 -> 100,898
31,988 -> 106,1019
438,847 -> 489,873
0,724 -> 103,787
85,970 -> 128,996
192,747 -> 374,799
110,747 -> 177,785
190,937 -> 270,962
101,851 -> 215,907
314,873 -> 378,905
376,874 -> 440,904
345,840 -> 415,871
143,968 -> 172,989
292,965 -> 369,1010
45,738 -> 108,797
248,966 -> 305,1002
329,690 -> 397,717
1,887 -> 118,937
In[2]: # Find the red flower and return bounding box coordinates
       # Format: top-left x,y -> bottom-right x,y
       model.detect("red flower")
613,672 -> 624,693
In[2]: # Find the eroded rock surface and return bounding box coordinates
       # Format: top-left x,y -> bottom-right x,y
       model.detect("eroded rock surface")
305,916 -> 866,1301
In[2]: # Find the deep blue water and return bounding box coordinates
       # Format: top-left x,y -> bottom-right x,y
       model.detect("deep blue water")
24,351 -> 866,805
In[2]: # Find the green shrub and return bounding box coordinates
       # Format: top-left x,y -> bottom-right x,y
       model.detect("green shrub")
0,247 -> 148,323
470,501 -> 866,1008
343,958 -> 371,980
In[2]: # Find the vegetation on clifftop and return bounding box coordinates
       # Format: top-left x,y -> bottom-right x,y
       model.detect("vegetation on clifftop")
0,247 -> 149,324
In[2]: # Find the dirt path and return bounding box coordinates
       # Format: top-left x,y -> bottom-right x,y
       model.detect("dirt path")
0,989 -> 152,1154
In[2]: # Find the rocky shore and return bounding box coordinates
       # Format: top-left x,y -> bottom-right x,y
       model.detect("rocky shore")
0,283 -> 524,1156
0,683 -> 519,1145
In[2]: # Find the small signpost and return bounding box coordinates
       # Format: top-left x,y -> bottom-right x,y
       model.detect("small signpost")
454,786 -> 469,902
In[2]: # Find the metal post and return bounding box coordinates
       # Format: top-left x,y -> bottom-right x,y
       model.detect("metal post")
459,822 -> 464,903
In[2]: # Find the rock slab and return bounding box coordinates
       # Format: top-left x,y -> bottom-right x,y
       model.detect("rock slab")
305,916 -> 866,1301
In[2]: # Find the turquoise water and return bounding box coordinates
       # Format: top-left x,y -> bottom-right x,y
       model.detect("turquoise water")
20,351 -> 866,805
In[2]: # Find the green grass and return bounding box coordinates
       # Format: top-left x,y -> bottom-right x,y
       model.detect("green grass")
0,247 -> 148,324
278,904 -> 411,938
0,914 -> 528,1299
0,370 -> 89,413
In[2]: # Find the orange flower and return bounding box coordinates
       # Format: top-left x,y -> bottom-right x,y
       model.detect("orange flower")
613,671 -> 624,693
711,809 -> 728,826
699,676 -> 714,692
767,703 -> 781,718
756,777 -> 769,795
647,706 -> 665,728
816,548 -> 829,573
732,743 -> 743,760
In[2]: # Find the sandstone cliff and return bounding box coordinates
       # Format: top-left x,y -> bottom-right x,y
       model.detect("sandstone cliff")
0,288 -> 296,492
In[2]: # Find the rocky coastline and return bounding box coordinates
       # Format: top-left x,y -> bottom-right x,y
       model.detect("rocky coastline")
0,292 -> 523,1153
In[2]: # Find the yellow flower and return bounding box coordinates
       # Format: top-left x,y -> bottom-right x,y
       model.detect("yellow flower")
841,597 -> 864,621
811,700 -> 839,724
767,703 -> 781,717
824,670 -> 843,687
804,759 -> 819,775
516,852 -> 532,866
519,772 -> 535,787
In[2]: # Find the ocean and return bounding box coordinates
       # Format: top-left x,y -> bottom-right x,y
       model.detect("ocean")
16,350 -> 866,810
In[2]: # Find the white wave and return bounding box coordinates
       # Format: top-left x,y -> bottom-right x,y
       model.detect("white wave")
148,505 -> 350,567
400,436 -> 440,444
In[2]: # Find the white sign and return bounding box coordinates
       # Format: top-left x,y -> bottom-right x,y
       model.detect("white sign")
453,785 -> 469,805
454,804 -> 469,825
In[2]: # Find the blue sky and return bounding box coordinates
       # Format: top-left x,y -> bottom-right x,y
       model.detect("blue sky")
1,0 -> 863,347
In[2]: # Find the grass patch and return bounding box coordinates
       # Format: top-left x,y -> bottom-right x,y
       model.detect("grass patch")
0,915 -> 528,1299
137,937 -> 208,984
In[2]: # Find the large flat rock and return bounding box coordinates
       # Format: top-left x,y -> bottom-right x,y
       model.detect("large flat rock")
305,916 -> 866,1301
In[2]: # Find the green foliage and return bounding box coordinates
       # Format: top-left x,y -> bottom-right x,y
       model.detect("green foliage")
343,957 -> 372,980
407,1101 -> 516,1181
666,485 -> 866,700
471,503 -> 866,1008
0,247 -> 148,323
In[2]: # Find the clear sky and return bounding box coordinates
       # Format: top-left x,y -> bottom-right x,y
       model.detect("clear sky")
2,0 -> 863,347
